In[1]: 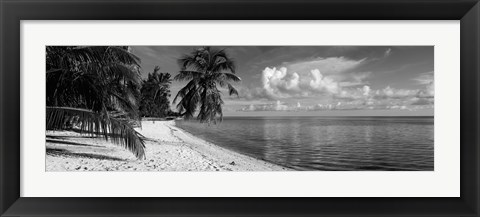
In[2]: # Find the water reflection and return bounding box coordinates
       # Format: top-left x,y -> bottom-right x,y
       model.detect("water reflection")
176,116 -> 434,171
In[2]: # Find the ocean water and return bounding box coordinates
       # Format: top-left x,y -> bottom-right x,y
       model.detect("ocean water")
176,116 -> 434,171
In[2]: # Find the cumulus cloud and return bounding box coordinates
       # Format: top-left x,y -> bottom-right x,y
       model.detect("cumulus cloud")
309,69 -> 340,94
239,59 -> 434,112
257,57 -> 371,99
242,79 -> 435,112
262,67 -> 301,98
260,67 -> 370,99
362,86 -> 370,96
334,85 -> 372,100
258,66 -> 434,102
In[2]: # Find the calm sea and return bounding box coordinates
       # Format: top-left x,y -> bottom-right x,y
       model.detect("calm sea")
176,116 -> 434,171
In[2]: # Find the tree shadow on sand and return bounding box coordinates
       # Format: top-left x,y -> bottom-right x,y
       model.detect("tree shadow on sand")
47,134 -> 98,139
46,148 -> 126,161
46,139 -> 105,148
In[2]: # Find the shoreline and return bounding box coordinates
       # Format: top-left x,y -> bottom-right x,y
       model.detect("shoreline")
46,120 -> 291,171
169,120 -> 294,170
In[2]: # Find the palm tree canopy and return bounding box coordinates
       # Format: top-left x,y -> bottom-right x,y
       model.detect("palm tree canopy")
46,46 -> 146,159
139,66 -> 173,117
46,46 -> 142,118
174,47 -> 241,123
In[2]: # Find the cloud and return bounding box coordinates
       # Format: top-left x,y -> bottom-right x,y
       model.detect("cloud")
241,100 -> 292,111
257,65 -> 434,102
414,71 -> 434,98
237,56 -> 434,112
337,84 -> 433,104
286,57 -> 366,75
417,82 -> 434,98
262,67 -> 301,98
239,95 -> 433,112
259,64 -> 370,99
387,105 -> 407,110
362,85 -> 371,96
374,86 -> 419,99
273,100 -> 289,111
257,57 -> 369,99
311,103 -> 335,110
335,85 -> 372,100
411,98 -> 434,105
309,69 -> 340,94
244,72 -> 435,111
339,72 -> 372,87
414,71 -> 434,84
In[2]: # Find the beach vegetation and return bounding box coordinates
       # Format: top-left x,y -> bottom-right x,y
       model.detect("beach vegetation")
174,47 -> 241,123
139,66 -> 172,118
46,46 -> 146,159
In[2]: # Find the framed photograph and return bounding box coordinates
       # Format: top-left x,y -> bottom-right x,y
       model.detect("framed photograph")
1,0 -> 478,216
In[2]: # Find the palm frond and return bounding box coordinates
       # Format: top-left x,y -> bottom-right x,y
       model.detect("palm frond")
102,63 -> 142,87
60,47 -> 105,71
178,84 -> 201,119
214,72 -> 241,84
222,72 -> 241,82
173,80 -> 198,103
227,83 -> 239,96
174,70 -> 203,82
46,106 -> 146,159
211,50 -> 236,73
177,54 -> 205,72
104,46 -> 141,67
108,90 -> 139,119
177,54 -> 197,70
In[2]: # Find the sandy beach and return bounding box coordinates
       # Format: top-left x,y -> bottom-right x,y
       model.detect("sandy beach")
46,120 -> 290,171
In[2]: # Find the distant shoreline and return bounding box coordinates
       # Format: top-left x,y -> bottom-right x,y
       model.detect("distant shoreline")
219,115 -> 434,118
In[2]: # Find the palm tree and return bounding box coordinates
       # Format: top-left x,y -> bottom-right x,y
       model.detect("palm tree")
174,47 -> 241,123
139,66 -> 172,117
46,46 -> 146,159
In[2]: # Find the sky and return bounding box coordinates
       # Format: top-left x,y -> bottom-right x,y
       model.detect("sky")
130,46 -> 434,116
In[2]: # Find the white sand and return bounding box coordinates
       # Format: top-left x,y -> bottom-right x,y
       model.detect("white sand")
46,120 -> 290,171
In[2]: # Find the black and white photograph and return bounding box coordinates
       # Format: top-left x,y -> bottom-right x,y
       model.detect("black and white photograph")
46,46 -> 434,171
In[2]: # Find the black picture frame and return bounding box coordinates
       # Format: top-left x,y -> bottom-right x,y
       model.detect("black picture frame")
1,0 -> 479,216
